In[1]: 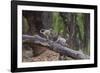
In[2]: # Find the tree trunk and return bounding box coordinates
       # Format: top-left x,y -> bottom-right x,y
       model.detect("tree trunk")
83,14 -> 90,54
42,12 -> 52,29
23,35 -> 89,59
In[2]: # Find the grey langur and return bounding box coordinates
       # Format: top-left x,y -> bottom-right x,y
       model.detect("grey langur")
40,29 -> 52,40
55,36 -> 67,46
40,29 -> 67,46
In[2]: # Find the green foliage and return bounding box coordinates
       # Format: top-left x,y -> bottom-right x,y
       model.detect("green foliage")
76,13 -> 84,41
23,17 -> 29,34
52,12 -> 65,36
76,13 -> 90,54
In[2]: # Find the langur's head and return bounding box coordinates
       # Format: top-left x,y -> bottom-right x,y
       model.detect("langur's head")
40,28 -> 53,39
40,28 -> 52,34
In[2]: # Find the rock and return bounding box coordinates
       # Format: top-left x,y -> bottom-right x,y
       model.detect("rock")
22,45 -> 34,62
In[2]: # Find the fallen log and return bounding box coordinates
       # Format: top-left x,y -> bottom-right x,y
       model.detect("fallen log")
22,35 -> 89,59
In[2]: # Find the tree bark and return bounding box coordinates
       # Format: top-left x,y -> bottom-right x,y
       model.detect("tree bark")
23,11 -> 44,35
42,12 -> 52,29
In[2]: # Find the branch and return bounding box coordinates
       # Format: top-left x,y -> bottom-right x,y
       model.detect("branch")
22,35 -> 89,59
